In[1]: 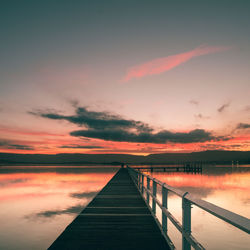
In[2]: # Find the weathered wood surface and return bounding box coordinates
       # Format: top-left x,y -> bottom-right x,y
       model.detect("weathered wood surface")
48,168 -> 170,250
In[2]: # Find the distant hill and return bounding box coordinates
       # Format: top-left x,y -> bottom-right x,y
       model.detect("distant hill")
146,150 -> 250,164
1,150 -> 250,165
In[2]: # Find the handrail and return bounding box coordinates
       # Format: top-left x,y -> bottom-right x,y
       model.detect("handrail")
185,193 -> 250,233
127,166 -> 250,250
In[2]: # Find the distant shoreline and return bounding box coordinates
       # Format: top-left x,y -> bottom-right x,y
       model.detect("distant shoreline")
1,161 -> 250,166
1,150 -> 250,165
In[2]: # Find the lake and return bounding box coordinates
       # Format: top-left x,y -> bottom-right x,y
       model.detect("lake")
0,165 -> 249,249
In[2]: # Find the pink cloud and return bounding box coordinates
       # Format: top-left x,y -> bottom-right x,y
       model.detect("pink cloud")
0,126 -> 64,137
122,45 -> 231,82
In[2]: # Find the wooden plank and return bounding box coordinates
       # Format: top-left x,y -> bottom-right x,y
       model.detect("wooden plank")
48,168 -> 170,250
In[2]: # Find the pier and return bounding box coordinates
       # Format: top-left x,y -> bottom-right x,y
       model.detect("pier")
48,166 -> 250,250
48,168 -> 170,250
134,162 -> 202,173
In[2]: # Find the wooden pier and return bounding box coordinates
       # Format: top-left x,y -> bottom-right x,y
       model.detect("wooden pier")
134,163 -> 202,173
48,168 -> 170,250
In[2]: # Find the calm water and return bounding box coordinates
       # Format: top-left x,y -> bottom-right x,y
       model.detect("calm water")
0,165 -> 119,250
0,165 -> 249,250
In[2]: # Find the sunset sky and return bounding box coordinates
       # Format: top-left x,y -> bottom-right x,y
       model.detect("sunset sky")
1,0 -> 250,155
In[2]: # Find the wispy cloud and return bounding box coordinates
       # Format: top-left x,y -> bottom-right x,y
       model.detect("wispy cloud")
59,145 -> 104,149
194,113 -> 210,120
200,143 -> 245,151
236,123 -> 250,129
243,105 -> 250,112
189,99 -> 199,106
0,126 -> 64,137
0,139 -> 34,150
218,102 -> 230,113
122,45 -> 230,82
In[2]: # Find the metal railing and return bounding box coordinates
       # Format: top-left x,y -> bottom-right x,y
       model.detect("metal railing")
127,166 -> 250,250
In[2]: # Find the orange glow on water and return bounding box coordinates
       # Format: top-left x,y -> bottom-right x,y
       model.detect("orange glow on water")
150,171 -> 250,191
0,171 -> 116,202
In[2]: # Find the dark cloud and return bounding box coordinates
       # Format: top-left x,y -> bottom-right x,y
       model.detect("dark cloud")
218,102 -> 230,113
32,106 -> 228,144
0,140 -> 34,150
70,128 -> 224,143
243,105 -> 250,112
69,99 -> 80,108
35,204 -> 84,218
70,191 -> 99,199
30,107 -> 152,132
59,145 -> 104,149
200,144 -> 243,151
236,123 -> 250,129
194,113 -> 210,119
189,99 -> 199,105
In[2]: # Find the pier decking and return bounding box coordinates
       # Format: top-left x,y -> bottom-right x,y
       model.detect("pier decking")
48,168 -> 170,250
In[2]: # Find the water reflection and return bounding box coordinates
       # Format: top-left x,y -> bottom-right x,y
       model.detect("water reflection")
0,165 -> 118,250
70,190 -> 100,199
34,204 -> 85,218
0,165 -> 249,250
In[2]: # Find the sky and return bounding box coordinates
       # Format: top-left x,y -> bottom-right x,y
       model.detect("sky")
0,0 -> 250,155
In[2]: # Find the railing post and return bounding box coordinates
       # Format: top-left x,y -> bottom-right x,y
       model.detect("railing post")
138,172 -> 141,189
152,180 -> 157,214
146,177 -> 150,204
141,175 -> 144,194
137,171 -> 139,186
162,186 -> 168,234
182,193 -> 191,250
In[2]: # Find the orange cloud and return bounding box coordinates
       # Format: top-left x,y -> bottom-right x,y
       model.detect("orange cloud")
0,126 -> 64,137
122,45 -> 230,82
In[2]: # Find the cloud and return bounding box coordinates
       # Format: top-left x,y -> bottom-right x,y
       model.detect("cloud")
0,140 -> 34,150
122,45 -> 230,82
194,113 -> 210,119
33,106 -> 228,144
189,99 -> 199,105
217,102 -> 230,113
243,105 -> 250,112
236,123 -> 250,129
59,145 -> 104,149
0,126 -> 64,137
200,143 -> 244,151
30,106 -> 153,132
70,128 -> 224,143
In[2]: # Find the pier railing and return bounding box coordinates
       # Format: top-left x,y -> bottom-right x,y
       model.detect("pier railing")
127,166 -> 250,250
